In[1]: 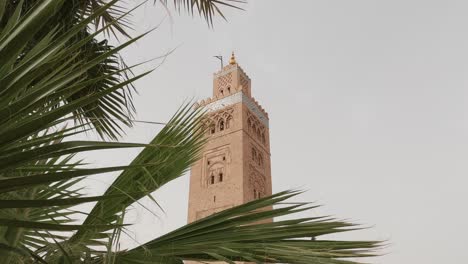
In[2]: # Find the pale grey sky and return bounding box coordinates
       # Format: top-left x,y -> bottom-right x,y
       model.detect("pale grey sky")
79,1 -> 468,263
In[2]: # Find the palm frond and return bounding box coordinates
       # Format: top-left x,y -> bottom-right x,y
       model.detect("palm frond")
159,0 -> 245,26
0,0 -> 143,140
69,103 -> 206,249
0,1 -> 151,261
115,190 -> 380,264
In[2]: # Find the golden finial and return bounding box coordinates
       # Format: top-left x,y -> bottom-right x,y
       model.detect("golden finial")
229,52 -> 237,65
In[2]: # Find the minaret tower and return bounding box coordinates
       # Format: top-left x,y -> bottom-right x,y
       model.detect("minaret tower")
187,53 -> 272,223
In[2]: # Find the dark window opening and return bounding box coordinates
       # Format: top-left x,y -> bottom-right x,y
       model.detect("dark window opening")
219,173 -> 223,182
254,189 -> 257,199
207,160 -> 210,165
223,156 -> 226,161
227,87 -> 231,93
210,174 -> 215,185
214,196 -> 216,202
219,120 -> 224,131
210,124 -> 215,134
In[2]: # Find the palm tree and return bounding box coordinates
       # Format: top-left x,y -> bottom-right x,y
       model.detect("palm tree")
0,0 -> 380,263
1,0 -> 245,140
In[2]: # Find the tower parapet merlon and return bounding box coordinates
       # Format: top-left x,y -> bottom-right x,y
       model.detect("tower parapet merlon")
196,84 -> 243,107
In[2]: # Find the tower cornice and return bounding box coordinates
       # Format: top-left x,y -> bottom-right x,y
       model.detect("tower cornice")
195,91 -> 269,128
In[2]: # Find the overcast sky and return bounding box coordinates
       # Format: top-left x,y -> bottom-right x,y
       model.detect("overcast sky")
78,1 -> 468,263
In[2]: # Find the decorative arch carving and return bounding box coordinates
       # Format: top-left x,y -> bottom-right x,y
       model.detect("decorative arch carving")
250,145 -> 265,171
249,164 -> 266,200
226,116 -> 233,129
216,72 -> 232,96
203,107 -> 234,136
209,122 -> 215,135
206,161 -> 225,186
204,147 -> 230,187
246,110 -> 266,145
251,147 -> 257,161
218,118 -> 225,131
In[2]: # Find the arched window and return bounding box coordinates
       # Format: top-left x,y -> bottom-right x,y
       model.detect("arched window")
219,172 -> 223,182
210,123 -> 215,134
219,119 -> 225,131
256,128 -> 261,139
226,116 -> 233,129
227,86 -> 231,93
210,173 -> 215,185
261,133 -> 266,144
220,89 -> 224,96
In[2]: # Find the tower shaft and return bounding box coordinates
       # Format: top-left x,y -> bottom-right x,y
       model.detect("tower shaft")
187,57 -> 272,234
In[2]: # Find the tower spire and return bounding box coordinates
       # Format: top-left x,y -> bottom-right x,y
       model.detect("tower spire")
229,51 -> 237,65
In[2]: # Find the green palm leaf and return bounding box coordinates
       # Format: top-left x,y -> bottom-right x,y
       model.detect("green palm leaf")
69,104 -> 206,247
115,191 -> 380,264
1,0 -> 245,141
159,0 -> 245,25
0,1 -> 153,261
1,0 -> 142,140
